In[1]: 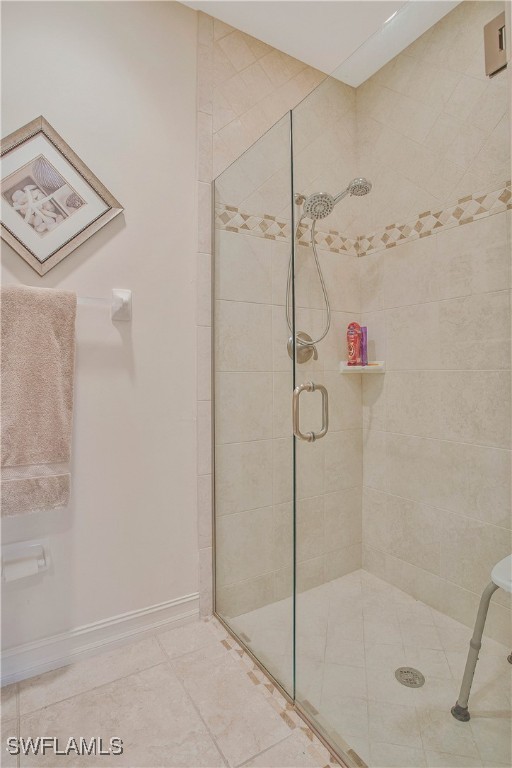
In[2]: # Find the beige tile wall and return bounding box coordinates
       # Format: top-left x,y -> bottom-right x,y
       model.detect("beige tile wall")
357,0 -> 511,645
361,210 -> 511,644
355,1 -> 510,236
199,15 -> 326,180
199,1 -> 512,640
292,77 -> 360,237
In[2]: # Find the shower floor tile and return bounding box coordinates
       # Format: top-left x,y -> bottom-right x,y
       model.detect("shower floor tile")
231,569 -> 511,768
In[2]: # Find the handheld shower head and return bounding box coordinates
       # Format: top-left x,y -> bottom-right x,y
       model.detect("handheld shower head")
333,177 -> 372,204
302,177 -> 372,220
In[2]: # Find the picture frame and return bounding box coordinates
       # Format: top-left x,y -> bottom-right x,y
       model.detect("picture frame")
1,116 -> 123,275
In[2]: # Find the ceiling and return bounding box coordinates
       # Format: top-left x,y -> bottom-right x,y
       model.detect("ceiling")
182,1 -> 461,86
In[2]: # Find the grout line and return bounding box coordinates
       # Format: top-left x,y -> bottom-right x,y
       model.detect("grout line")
360,287 -> 512,314
155,632 -> 231,768
365,542 -> 511,615
361,425 -> 510,453
16,654 -> 171,721
361,485 -> 512,534
415,702 -> 480,761
216,430 -> 361,447
371,367 -> 510,373
215,296 -> 361,315
235,732 -> 297,768
363,287 -> 510,312
361,428 -> 511,455
359,571 -> 372,728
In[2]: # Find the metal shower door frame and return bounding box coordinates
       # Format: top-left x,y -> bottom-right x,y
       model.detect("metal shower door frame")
210,109 -> 298,702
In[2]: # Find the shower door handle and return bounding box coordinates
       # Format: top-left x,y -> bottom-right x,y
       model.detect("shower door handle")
292,381 -> 329,442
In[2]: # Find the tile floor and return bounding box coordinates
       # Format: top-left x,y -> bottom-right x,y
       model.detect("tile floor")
0,618 -> 338,768
2,571 -> 510,768
230,570 -> 512,768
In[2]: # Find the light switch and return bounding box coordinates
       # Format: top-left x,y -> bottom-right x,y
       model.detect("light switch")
484,12 -> 507,77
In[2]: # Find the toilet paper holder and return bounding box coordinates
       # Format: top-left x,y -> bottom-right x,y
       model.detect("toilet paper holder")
1,539 -> 50,582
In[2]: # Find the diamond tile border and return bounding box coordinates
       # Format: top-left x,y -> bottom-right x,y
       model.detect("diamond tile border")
360,180 -> 511,256
215,180 -> 511,258
215,205 -> 359,256
297,223 -> 358,258
207,616 -> 347,768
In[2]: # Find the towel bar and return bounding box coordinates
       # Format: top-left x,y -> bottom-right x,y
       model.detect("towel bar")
78,288 -> 131,321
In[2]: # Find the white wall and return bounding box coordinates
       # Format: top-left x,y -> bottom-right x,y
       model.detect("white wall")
1,1 -> 199,655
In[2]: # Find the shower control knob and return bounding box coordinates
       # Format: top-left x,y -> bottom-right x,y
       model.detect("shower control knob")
287,332 -> 317,364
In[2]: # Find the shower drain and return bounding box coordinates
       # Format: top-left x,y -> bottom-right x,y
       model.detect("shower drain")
395,667 -> 425,688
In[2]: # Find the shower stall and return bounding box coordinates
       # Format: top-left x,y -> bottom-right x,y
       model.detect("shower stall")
212,2 -> 511,766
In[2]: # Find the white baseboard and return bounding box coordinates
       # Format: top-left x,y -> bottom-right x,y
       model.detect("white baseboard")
1,592 -> 199,686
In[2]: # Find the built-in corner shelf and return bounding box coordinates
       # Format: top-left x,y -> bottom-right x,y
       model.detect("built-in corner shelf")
339,361 -> 385,373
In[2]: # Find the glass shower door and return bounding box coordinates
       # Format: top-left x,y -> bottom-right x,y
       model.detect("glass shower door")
213,113 -> 296,696
291,75 -> 366,763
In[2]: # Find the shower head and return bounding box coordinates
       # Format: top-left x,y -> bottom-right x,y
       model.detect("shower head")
347,177 -> 372,196
302,177 -> 372,220
302,192 -> 335,220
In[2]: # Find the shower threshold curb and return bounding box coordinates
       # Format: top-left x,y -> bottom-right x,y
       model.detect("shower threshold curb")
212,612 -> 366,768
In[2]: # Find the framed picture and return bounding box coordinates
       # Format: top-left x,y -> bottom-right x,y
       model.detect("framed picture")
1,116 -> 123,275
